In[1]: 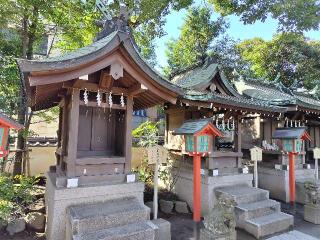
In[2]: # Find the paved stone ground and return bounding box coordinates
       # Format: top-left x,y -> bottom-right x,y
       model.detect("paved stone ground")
162,202 -> 320,240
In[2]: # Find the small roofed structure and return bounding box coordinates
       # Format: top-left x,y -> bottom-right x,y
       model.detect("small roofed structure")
0,113 -> 23,158
273,127 -> 311,153
273,127 -> 311,141
173,118 -> 223,222
173,119 -> 223,154
17,20 -> 179,239
173,119 -> 222,136
18,29 -> 183,187
273,127 -> 311,203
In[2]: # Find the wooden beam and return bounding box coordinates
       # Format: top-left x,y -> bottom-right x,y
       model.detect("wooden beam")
79,100 -> 126,110
64,82 -> 128,95
125,95 -> 133,173
129,83 -> 148,96
99,70 -> 113,89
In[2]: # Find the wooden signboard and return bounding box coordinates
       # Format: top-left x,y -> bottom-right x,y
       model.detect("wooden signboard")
147,145 -> 168,165
147,145 -> 168,220
250,146 -> 263,162
313,147 -> 320,180
250,146 -> 263,188
313,147 -> 320,159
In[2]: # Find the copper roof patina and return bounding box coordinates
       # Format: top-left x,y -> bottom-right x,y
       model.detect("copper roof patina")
235,77 -> 320,111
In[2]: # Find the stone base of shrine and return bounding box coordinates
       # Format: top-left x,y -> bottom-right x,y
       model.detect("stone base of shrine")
258,166 -> 315,203
304,204 -> 320,224
172,167 -> 253,215
45,172 -> 145,240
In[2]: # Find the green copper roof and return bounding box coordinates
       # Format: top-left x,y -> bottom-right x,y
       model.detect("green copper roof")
183,90 -> 287,112
170,60 -> 240,96
273,127 -> 308,139
38,31 -> 119,63
241,79 -> 320,110
171,62 -> 218,88
173,119 -> 212,135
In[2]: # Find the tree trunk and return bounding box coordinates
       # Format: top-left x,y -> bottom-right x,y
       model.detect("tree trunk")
13,7 -> 38,175
13,15 -> 29,176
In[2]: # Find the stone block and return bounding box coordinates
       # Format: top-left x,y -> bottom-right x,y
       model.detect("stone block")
45,172 -> 145,240
159,199 -> 174,214
67,197 -> 150,236
145,201 -> 154,214
200,229 -> 236,240
6,218 -> 26,236
25,212 -> 46,232
175,201 -> 189,214
151,218 -> 171,240
304,204 -> 320,224
77,221 -> 155,240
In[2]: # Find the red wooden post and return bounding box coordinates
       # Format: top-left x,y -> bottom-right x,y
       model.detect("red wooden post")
193,154 -> 201,222
288,152 -> 296,203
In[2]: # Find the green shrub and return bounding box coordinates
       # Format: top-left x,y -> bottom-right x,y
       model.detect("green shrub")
0,174 -> 38,224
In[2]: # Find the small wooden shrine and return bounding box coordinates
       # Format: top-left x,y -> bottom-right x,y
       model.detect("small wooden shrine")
18,30 -> 182,187
0,112 -> 23,158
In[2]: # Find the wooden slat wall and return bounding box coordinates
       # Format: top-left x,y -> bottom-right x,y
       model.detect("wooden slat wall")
77,106 -> 93,151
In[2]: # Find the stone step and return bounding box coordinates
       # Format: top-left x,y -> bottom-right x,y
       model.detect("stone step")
75,221 -> 156,240
215,185 -> 269,204
67,197 -> 150,236
244,212 -> 294,239
236,199 -> 281,227
267,230 -> 319,240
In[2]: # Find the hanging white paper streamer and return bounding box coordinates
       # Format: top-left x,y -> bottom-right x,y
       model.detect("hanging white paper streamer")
96,90 -> 102,106
84,88 -> 89,105
108,92 -> 113,109
120,93 -> 125,107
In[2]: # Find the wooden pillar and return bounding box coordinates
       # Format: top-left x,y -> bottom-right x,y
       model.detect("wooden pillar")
288,152 -> 296,203
193,154 -> 201,222
125,95 -> 133,173
66,90 -> 80,178
235,115 -> 242,168
315,127 -> 320,147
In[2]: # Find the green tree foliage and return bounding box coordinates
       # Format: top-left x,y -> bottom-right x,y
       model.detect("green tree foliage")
0,0 -> 193,175
209,0 -> 320,32
237,33 -> 320,88
209,36 -> 249,79
0,174 -> 38,224
164,6 -> 227,76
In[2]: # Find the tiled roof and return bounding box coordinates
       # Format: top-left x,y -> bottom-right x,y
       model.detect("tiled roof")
239,78 -> 320,110
294,92 -> 320,110
272,127 -> 310,139
173,119 -> 212,135
170,61 -> 240,96
37,31 -> 118,63
182,90 -> 287,112
171,62 -> 218,88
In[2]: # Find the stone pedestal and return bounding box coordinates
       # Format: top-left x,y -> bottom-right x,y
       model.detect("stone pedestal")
45,172 -> 145,240
304,205 -> 320,224
258,166 -> 315,203
200,229 -> 236,240
173,166 -> 253,215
